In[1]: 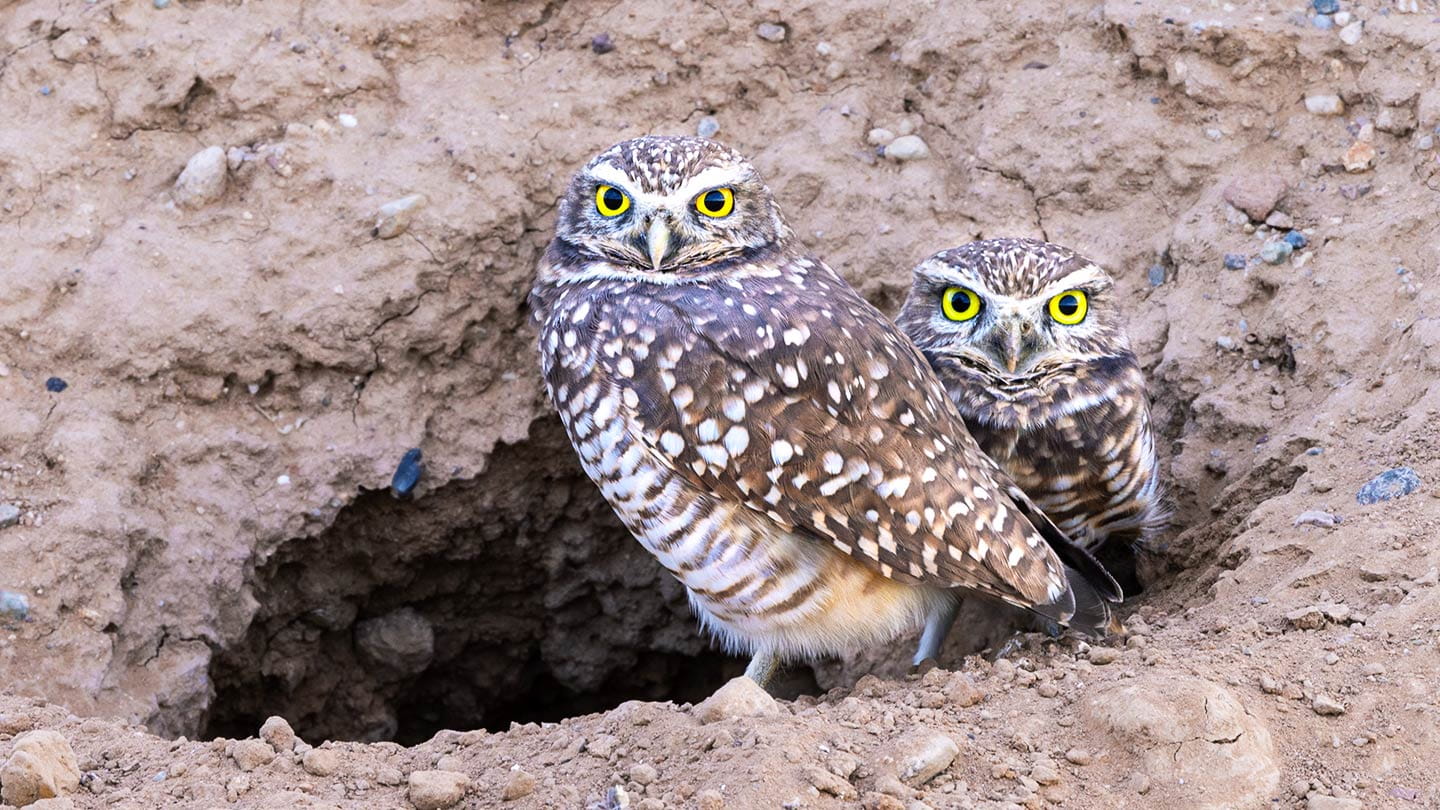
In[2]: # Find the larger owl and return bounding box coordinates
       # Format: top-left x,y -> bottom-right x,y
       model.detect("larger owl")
896,239 -> 1168,591
529,138 -> 1119,686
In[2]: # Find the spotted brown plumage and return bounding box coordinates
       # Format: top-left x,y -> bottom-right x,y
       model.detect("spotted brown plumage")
530,138 -> 1119,684
897,238 -> 1169,591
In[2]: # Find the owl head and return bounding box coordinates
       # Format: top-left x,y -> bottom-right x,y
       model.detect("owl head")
896,238 -> 1136,427
545,136 -> 792,282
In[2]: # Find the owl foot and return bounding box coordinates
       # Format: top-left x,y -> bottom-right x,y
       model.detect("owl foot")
744,650 -> 781,691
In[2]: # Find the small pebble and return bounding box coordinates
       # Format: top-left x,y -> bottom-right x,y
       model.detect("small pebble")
1265,211 -> 1294,229
45,377 -> 68,393
590,33 -> 615,54
1312,695 -> 1346,716
696,116 -> 720,139
1216,336 -> 1237,351
391,448 -> 424,498
1343,139 -> 1375,172
1313,13 -> 1334,28
1333,10 -> 1353,24
1356,467 -> 1421,504
172,145 -> 229,208
1293,510 -> 1340,528
375,194 -> 427,239
1087,647 -> 1120,665
39,86 -> 51,96
153,0 -> 169,7
867,128 -> 896,147
0,589 -> 28,621
1312,0 -> 1339,12
1147,265 -> 1167,286
301,748 -> 340,777
1304,94 -> 1344,116
756,22 -> 787,42
1284,231 -> 1309,249
1260,241 -> 1293,265
501,769 -> 535,802
1338,20 -> 1363,44
338,113 -> 358,128
1064,749 -> 1093,766
410,770 -> 470,808
1223,253 -> 1247,270
884,135 -> 930,161
230,739 -> 275,772
0,504 -> 22,530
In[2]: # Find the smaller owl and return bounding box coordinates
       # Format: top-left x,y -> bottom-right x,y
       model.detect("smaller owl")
896,238 -> 1168,591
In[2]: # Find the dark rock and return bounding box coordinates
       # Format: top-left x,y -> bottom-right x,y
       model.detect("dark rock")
590,33 -> 615,55
390,448 -> 424,498
1356,467 -> 1421,505
45,377 -> 67,393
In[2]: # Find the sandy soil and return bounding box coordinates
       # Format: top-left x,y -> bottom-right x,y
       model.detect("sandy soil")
1,0 -> 1439,806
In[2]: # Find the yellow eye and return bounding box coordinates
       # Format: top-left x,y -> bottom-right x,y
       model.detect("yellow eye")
595,185 -> 630,217
941,287 -> 982,322
1048,290 -> 1088,325
695,187 -> 735,218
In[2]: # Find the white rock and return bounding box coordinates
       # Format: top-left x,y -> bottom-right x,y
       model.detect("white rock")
884,135 -> 931,161
1338,21 -> 1363,45
172,146 -> 228,208
1395,0 -> 1419,12
896,732 -> 958,785
338,113 -> 358,128
374,194 -> 427,239
1333,10 -> 1352,25
867,128 -> 896,146
1304,94 -> 1344,116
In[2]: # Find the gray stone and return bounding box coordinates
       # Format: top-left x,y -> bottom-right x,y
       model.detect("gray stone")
0,503 -> 20,528
896,732 -> 958,785
172,146 -> 229,208
355,607 -> 434,674
884,135 -> 931,161
756,22 -> 787,42
0,590 -> 29,621
1260,241 -> 1293,265
1356,467 -> 1421,505
696,116 -> 720,139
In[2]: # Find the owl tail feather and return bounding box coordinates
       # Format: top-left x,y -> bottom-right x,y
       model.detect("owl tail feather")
1000,481 -> 1125,635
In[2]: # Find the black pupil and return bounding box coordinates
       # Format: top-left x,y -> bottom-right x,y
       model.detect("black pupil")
704,190 -> 727,211
603,187 -> 624,210
1058,294 -> 1079,315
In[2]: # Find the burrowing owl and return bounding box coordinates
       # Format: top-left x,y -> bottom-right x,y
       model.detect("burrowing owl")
896,238 -> 1168,590
530,139 -> 1119,685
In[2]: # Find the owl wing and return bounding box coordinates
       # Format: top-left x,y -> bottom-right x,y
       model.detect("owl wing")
615,255 -> 1114,622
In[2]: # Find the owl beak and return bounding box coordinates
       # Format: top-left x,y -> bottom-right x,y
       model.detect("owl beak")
993,317 -> 1036,375
645,217 -> 672,271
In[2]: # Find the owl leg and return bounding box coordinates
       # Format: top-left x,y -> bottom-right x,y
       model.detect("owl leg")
912,596 -> 961,668
744,649 -> 781,690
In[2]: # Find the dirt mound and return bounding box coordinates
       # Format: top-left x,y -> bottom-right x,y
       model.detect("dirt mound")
2,0 -> 1439,806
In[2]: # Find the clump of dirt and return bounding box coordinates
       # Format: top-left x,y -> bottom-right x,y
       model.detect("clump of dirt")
2,0 -> 1439,806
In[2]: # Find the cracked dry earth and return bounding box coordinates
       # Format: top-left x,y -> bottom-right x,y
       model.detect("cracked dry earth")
2,0 -> 1440,807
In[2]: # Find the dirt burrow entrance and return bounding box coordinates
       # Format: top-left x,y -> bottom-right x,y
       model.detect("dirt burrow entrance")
202,421 -> 746,744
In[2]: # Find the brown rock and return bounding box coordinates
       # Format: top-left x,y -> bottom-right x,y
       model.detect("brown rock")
1342,140 -> 1375,173
1223,174 -> 1288,221
28,799 -> 76,810
861,792 -> 907,810
409,769 -> 470,809
231,739 -> 276,772
0,730 -> 81,806
1082,675 -> 1279,809
1312,695 -> 1346,716
301,748 -> 342,777
804,765 -> 858,799
1307,794 -> 1363,810
259,716 -> 298,752
1088,647 -> 1120,665
692,677 -> 781,724
501,768 -> 535,801
945,674 -> 984,707
696,789 -> 725,809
